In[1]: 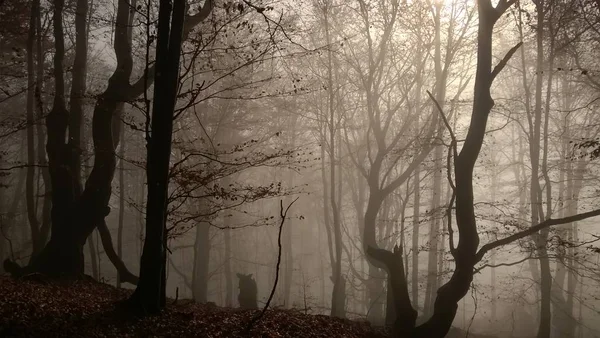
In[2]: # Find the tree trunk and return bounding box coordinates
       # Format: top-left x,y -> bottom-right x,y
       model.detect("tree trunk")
4,0 -> 198,284
87,234 -> 99,279
26,0 -> 42,260
413,2 -> 519,336
424,143 -> 442,318
117,119 -> 126,288
137,170 -> 145,258
319,127 -> 336,304
490,160 -> 498,322
35,4 -> 52,251
364,194 -> 386,325
37,0 -> 82,275
129,0 -> 208,311
423,3 -> 446,316
223,217 -> 233,307
368,245 -> 415,337
192,220 -> 210,303
127,0 -> 192,313
5,0 -> 104,277
436,182 -> 449,305
530,2 -> 551,336
411,165 -> 420,313
317,1 -> 345,318
410,13 -> 426,311
283,118 -> 297,309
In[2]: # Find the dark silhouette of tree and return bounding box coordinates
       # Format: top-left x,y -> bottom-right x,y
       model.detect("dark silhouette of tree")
369,0 -> 523,336
125,0 -> 212,314
3,0 -> 212,283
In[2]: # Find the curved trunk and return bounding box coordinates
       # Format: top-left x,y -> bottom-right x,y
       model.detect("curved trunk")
411,2 -> 519,336
5,0 -> 138,281
364,191 -> 386,324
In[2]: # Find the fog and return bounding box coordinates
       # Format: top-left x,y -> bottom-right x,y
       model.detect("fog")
1,0 -> 599,337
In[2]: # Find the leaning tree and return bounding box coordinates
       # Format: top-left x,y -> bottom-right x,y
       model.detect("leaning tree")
367,0 -> 600,337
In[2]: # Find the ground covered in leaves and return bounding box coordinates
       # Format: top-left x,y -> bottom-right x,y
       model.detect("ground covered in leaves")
0,276 -> 388,337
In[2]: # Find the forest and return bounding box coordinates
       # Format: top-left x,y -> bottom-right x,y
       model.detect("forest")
1,0 -> 600,337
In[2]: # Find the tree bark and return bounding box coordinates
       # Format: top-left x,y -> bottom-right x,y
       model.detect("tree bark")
423,3 -> 446,316
35,3 -> 52,251
223,214 -> 233,307
4,0 -> 215,283
127,0 -> 211,314
117,118 -> 126,288
87,234 -> 99,279
413,2 -> 520,336
26,0 -> 42,260
283,117 -> 297,309
320,2 -> 345,318
192,220 -> 210,303
530,2 -> 551,336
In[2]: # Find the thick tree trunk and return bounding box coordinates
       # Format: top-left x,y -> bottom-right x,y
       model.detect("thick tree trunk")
4,0 -> 182,284
364,193 -> 386,325
128,0 -> 187,313
5,0 -> 102,277
0,189 -> 4,271
35,0 -> 84,276
69,0 -> 89,197
368,245 -> 416,336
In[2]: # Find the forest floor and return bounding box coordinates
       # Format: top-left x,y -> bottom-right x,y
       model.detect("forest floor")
0,275 -> 388,337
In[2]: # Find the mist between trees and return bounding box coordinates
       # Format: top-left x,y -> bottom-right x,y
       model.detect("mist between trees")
1,0 -> 600,337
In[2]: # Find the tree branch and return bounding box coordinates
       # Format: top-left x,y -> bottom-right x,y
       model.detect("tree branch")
475,208 -> 600,263
245,197 -> 298,333
474,254 -> 533,274
496,0 -> 518,14
128,0 -> 214,98
97,220 -> 139,285
167,255 -> 192,290
427,90 -> 458,255
426,90 -> 456,144
491,42 -> 523,82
